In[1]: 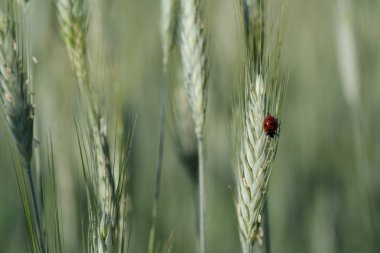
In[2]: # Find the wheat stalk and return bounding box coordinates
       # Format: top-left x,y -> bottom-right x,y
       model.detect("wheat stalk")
235,1 -> 287,252
148,1 -> 180,251
179,0 -> 208,252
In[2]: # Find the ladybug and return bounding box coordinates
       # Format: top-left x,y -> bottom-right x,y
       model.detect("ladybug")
263,114 -> 279,138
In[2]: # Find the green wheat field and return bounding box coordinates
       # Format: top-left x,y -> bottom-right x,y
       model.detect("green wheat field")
0,0 -> 379,252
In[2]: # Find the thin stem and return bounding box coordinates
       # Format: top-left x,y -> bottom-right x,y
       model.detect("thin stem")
197,136 -> 206,253
148,74 -> 167,253
263,200 -> 271,253
26,165 -> 45,253
192,177 -> 200,238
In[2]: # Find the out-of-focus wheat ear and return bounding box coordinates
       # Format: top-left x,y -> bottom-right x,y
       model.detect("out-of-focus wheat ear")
179,0 -> 209,252
55,0 -> 103,146
0,3 -> 33,171
55,0 -> 118,252
180,0 -> 208,139
0,2 -> 46,252
335,0 -> 377,238
54,0 -> 100,149
55,0 -> 89,88
335,0 -> 359,107
161,0 -> 179,72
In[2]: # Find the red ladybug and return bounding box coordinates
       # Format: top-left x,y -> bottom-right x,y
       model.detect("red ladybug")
263,114 -> 279,138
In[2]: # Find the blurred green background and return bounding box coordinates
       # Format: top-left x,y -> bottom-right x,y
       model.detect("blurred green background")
1,0 -> 380,252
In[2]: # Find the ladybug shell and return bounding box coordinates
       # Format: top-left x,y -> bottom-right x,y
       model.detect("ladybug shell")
263,114 -> 279,138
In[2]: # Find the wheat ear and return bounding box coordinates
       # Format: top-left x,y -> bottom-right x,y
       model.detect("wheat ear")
236,1 -> 287,252
162,0 -> 199,185
161,0 -> 179,71
55,1 -> 125,252
0,2 -> 45,252
179,0 -> 208,252
180,0 -> 207,139
0,11 -> 33,170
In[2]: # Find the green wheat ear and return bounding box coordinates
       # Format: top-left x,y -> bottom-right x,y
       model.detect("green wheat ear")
55,0 -> 131,252
235,0 -> 288,252
0,1 -> 34,172
163,0 -> 199,187
0,1 -> 45,252
179,0 -> 209,252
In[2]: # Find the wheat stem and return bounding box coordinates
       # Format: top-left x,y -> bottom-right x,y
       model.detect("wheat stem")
148,74 -> 167,253
197,136 -> 206,253
147,0 -> 179,249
